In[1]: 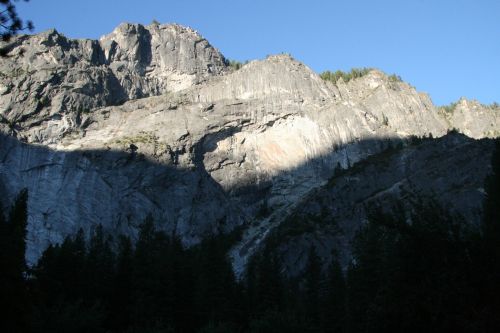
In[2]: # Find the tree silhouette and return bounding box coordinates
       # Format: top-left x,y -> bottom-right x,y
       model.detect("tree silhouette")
304,246 -> 321,330
0,0 -> 33,41
108,235 -> 133,331
478,139 -> 500,329
0,189 -> 29,332
321,256 -> 346,332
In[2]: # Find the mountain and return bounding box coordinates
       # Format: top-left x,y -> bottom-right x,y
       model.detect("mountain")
0,22 -> 498,270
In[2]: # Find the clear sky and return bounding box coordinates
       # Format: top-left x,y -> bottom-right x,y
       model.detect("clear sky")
16,0 -> 500,105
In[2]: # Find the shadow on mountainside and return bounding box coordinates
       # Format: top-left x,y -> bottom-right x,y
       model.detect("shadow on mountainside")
0,132 -> 242,263
261,133 -> 496,277
0,131 -> 496,271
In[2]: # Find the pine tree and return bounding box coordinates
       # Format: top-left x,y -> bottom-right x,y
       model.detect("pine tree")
130,214 -> 159,328
56,229 -> 87,301
130,214 -> 175,330
86,225 -> 115,300
7,189 -> 28,278
109,235 -> 134,331
246,245 -> 285,330
169,235 -> 196,332
484,139 -> 500,237
321,256 -> 346,332
0,189 -> 29,332
304,246 -> 321,331
479,139 -> 500,329
346,212 -> 390,333
194,236 -> 239,328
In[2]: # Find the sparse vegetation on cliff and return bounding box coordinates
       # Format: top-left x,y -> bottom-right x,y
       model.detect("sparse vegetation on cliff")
320,68 -> 403,84
320,67 -> 373,83
489,102 -> 499,109
387,73 -> 402,82
227,59 -> 249,71
440,101 -> 458,113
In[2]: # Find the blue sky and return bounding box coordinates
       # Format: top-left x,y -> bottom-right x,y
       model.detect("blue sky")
17,0 -> 499,105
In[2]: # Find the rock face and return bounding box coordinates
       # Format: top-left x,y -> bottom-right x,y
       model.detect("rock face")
0,23 -> 226,144
267,133 -> 495,277
0,133 -> 242,262
0,23 -> 498,268
439,98 -> 500,138
99,23 -> 227,96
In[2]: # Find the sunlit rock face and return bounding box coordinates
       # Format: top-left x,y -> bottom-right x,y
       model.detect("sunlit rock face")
0,22 -> 226,144
438,98 -> 500,138
0,23 -> 497,268
99,22 -> 227,95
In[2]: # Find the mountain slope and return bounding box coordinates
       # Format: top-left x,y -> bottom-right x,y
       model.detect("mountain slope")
0,23 -> 498,267
264,133 -> 495,276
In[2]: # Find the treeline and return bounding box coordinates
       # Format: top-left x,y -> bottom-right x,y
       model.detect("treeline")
0,189 -> 29,331
342,140 -> 500,332
320,68 -> 373,83
1,140 -> 500,332
440,101 -> 458,113
320,68 -> 402,84
3,213 -> 246,332
346,202 -> 500,332
441,101 -> 500,113
227,59 -> 249,71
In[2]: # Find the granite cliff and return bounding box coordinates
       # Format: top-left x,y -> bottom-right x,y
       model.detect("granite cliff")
0,23 -> 498,271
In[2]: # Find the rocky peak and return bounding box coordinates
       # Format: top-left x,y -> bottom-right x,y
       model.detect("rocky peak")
4,29 -> 104,68
194,53 -> 336,104
0,22 -> 227,144
100,22 -> 226,80
99,23 -> 152,65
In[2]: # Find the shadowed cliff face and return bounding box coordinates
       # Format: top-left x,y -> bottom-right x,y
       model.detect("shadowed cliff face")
0,121 -> 402,266
0,130 -> 494,273
0,134 -> 245,264
263,133 -> 495,277
0,23 -> 498,270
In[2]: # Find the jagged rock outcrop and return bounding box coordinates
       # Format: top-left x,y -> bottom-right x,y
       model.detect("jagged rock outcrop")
99,23 -> 227,96
0,23 -> 226,144
0,23 -> 497,268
